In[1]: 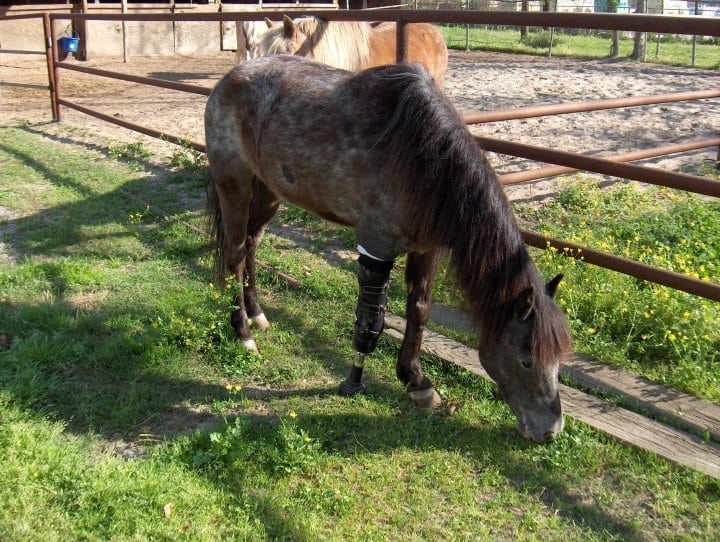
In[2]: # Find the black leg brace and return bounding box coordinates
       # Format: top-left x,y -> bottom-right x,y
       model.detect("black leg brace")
354,254 -> 393,354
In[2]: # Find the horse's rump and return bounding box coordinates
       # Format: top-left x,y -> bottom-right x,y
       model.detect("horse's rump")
367,22 -> 448,85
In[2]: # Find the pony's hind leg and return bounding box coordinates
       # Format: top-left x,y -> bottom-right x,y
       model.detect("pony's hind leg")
209,162 -> 260,352
242,179 -> 280,332
398,250 -> 442,409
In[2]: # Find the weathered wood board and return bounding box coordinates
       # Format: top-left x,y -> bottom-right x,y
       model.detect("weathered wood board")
426,304 -> 720,443
384,314 -> 720,479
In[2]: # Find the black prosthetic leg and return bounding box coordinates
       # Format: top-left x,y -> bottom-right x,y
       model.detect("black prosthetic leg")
339,254 -> 393,396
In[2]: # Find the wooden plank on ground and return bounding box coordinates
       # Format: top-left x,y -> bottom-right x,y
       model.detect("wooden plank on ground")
383,314 -> 720,479
563,353 -> 720,443
425,304 -> 720,443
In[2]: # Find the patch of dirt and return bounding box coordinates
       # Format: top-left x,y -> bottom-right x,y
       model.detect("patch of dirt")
2,50 -> 718,204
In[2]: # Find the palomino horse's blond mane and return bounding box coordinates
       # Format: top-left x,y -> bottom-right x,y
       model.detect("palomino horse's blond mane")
259,18 -> 372,71
255,16 -> 448,85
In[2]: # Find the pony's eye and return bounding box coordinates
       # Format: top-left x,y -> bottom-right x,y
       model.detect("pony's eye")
520,343 -> 533,369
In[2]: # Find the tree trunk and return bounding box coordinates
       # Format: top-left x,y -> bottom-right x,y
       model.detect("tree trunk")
631,0 -> 647,61
607,0 -> 620,57
520,0 -> 529,39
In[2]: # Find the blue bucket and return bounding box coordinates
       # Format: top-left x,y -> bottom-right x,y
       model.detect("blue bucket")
59,34 -> 79,53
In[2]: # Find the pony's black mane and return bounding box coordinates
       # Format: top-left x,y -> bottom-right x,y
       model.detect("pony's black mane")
368,65 -> 571,360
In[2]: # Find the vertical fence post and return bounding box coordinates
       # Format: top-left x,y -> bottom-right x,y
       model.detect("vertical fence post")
548,27 -> 555,57
122,0 -> 130,63
465,0 -> 470,52
42,12 -> 59,122
396,17 -> 408,65
51,15 -> 63,122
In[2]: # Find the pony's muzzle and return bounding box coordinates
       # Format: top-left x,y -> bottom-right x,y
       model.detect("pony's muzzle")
515,392 -> 564,443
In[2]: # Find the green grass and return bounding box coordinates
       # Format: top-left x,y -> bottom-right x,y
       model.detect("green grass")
1,126 -> 719,539
518,178 -> 720,402
438,26 -> 720,69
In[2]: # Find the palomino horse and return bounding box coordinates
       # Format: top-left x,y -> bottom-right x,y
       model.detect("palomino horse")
205,56 -> 572,443
254,15 -> 448,85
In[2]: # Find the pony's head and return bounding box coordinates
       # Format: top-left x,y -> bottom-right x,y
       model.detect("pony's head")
254,15 -> 314,58
253,16 -> 370,72
477,274 -> 572,443
237,21 -> 271,61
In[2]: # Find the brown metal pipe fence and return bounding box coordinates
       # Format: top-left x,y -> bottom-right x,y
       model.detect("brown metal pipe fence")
463,90 -> 720,125
500,138 -> 720,185
49,10 -> 720,36
56,98 -> 207,152
476,136 -> 720,198
521,231 -> 720,302
21,9 -> 720,304
55,62 -> 212,96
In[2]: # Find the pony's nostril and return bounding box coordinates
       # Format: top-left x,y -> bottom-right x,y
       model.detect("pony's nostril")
542,431 -> 557,443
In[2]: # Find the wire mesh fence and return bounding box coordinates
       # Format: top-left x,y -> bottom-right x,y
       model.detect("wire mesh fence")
404,0 -> 719,67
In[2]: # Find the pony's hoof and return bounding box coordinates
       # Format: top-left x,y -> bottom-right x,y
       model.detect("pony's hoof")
250,313 -> 270,330
241,338 -> 260,355
339,379 -> 366,396
409,387 -> 442,409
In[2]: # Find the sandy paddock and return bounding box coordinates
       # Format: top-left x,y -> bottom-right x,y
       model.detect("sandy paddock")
1,49 -> 718,202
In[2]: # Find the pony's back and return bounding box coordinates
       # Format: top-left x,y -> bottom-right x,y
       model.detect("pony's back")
205,55 -> 472,258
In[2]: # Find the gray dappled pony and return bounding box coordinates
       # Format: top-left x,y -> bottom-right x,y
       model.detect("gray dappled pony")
205,56 -> 572,443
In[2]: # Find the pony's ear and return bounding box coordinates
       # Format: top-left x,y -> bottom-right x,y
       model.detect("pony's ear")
514,287 -> 535,322
264,17 -> 275,28
545,274 -> 563,299
282,14 -> 296,38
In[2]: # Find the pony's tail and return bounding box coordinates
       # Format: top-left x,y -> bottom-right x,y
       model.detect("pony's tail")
205,170 -> 226,283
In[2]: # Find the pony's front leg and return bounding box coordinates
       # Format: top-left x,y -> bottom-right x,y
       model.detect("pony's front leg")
398,251 -> 442,409
339,252 -> 394,395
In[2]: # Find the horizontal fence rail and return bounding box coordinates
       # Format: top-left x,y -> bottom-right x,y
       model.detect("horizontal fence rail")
463,90 -> 720,125
35,9 -> 720,304
521,231 -> 720,302
55,62 -> 212,96
51,10 -> 720,36
476,136 -> 720,198
500,138 -> 720,185
56,98 -> 207,152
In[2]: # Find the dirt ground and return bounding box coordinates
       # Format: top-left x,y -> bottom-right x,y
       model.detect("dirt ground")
1,49 -> 719,203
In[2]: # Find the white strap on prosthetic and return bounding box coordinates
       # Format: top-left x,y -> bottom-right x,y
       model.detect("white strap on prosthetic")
357,244 -> 385,261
